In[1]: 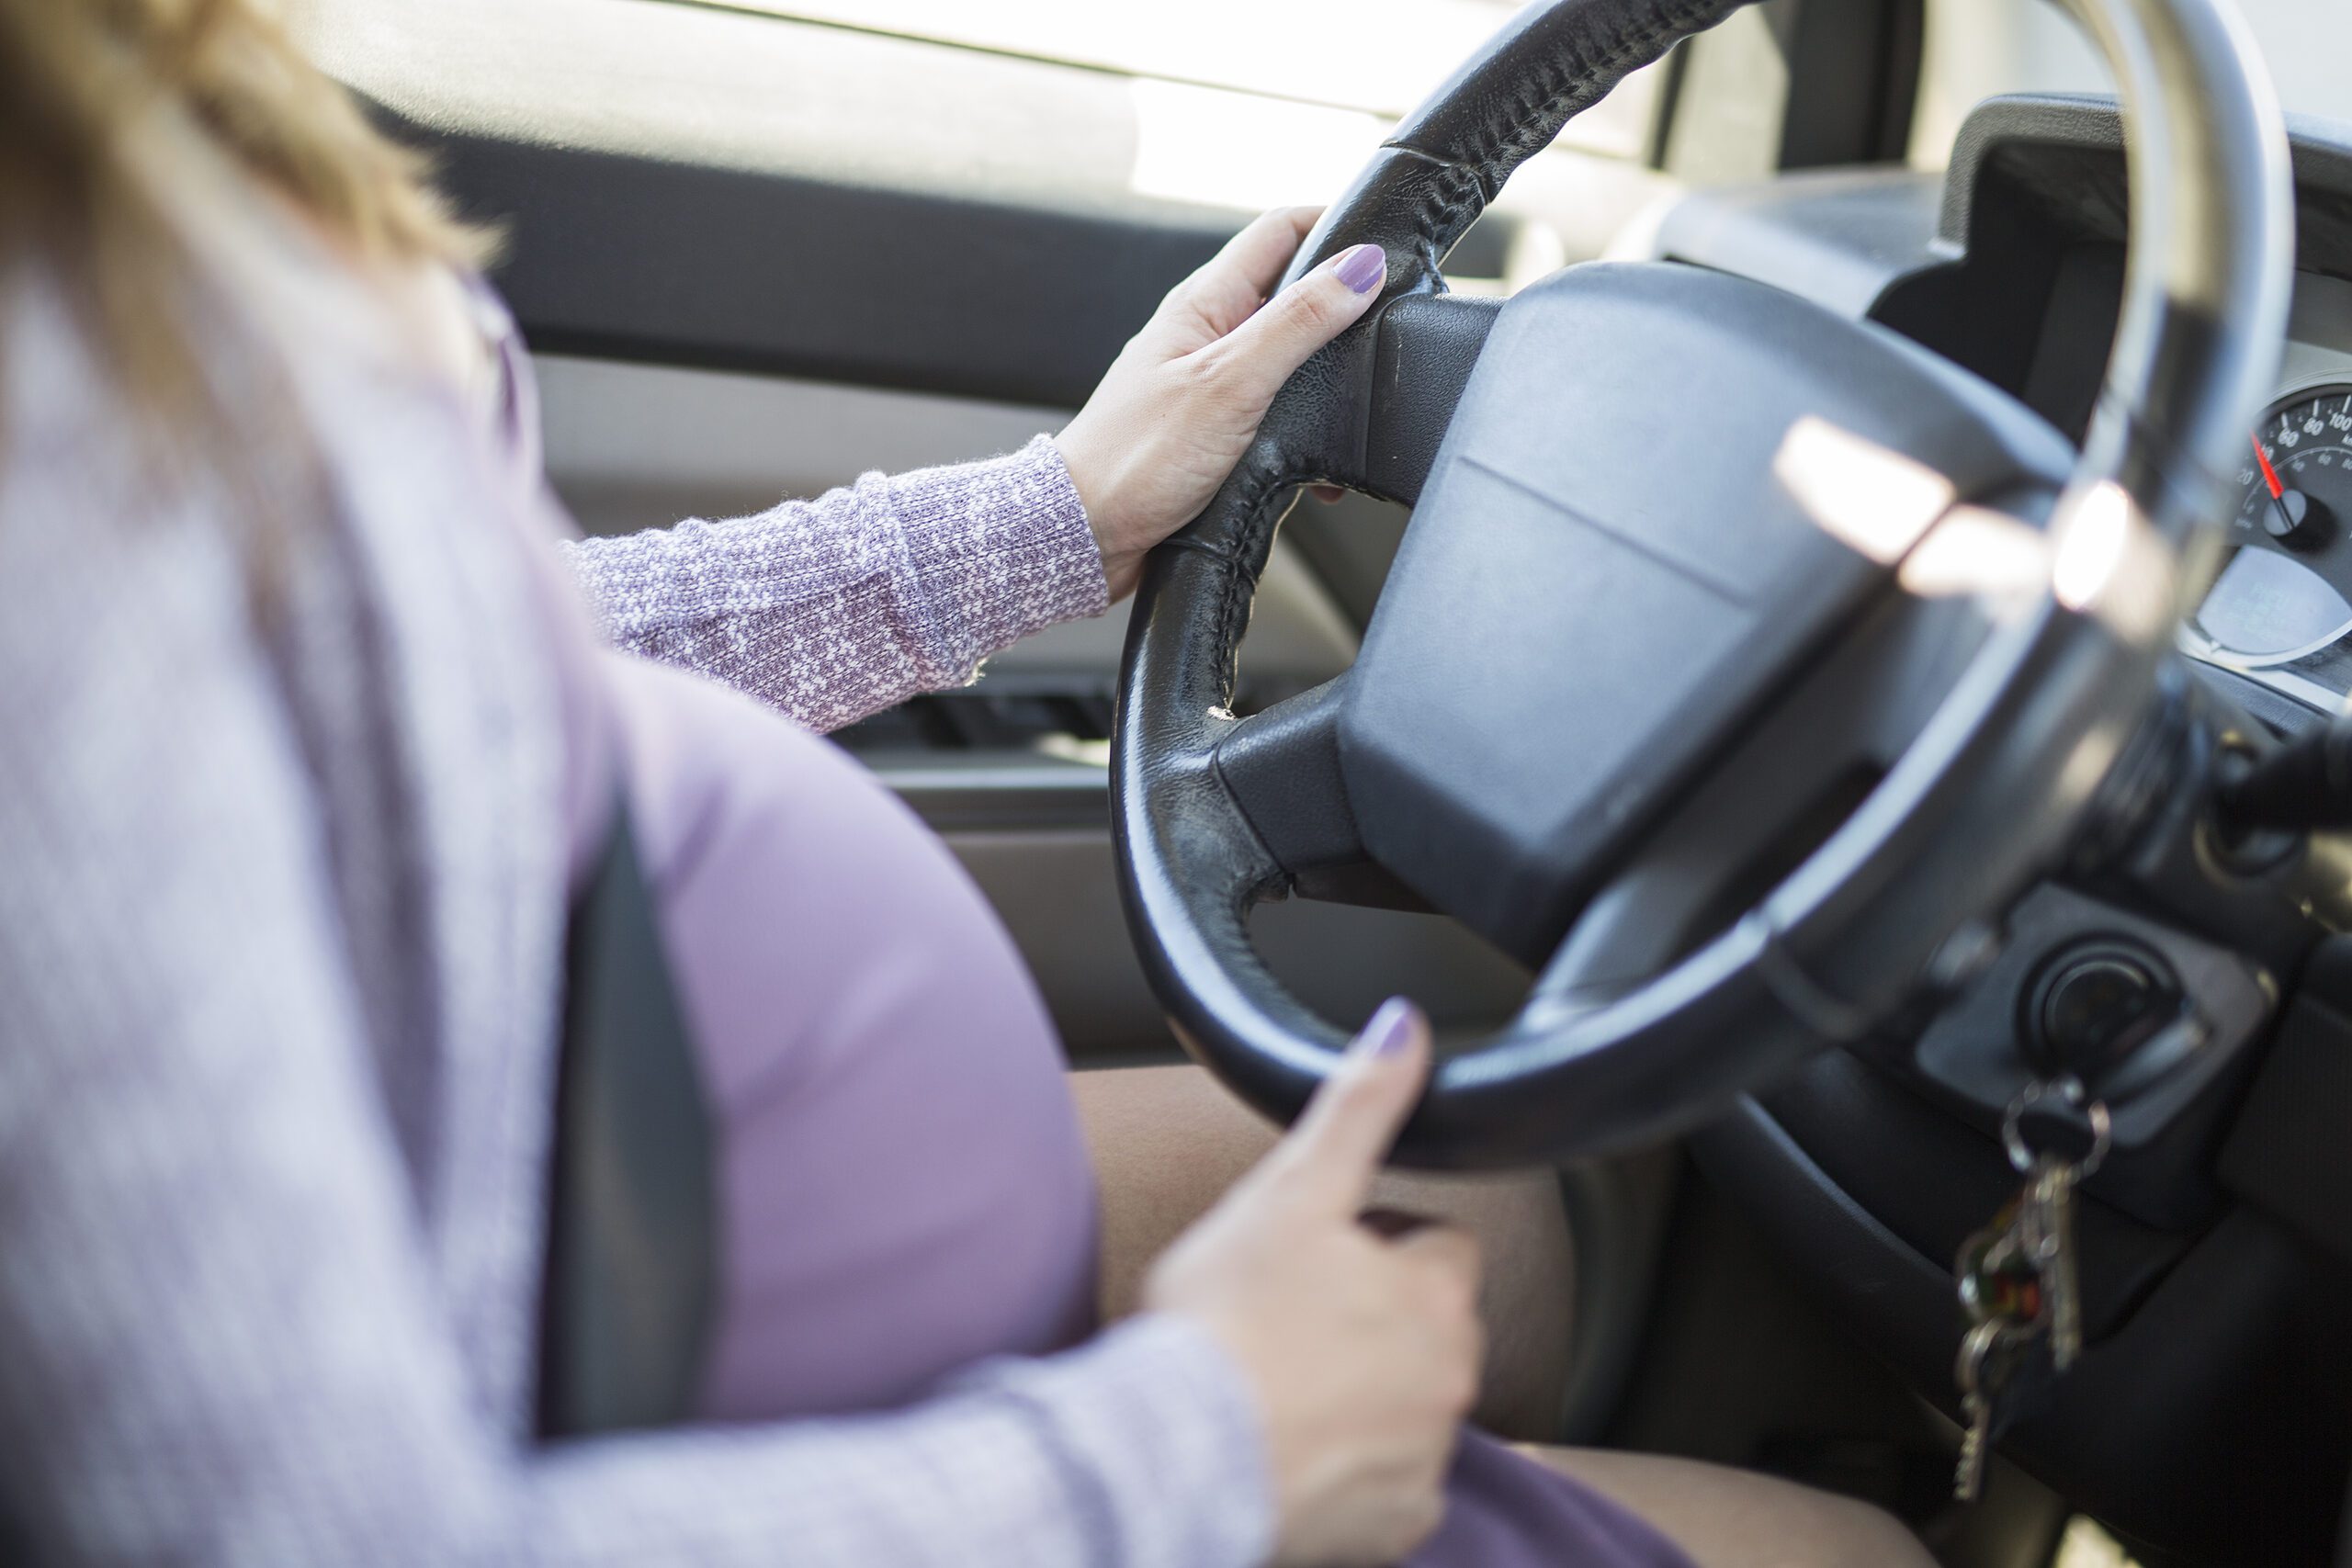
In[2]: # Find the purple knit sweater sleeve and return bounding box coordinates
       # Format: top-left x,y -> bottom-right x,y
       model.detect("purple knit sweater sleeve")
559,437 -> 1109,732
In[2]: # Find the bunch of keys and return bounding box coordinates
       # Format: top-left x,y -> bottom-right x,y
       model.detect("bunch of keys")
1951,1075 -> 2110,1502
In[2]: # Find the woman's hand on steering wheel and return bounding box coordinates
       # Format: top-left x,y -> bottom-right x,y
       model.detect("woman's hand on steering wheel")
1144,997 -> 1482,1568
1056,206 -> 1385,600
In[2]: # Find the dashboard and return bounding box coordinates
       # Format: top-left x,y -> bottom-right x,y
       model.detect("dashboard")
2180,273 -> 2352,710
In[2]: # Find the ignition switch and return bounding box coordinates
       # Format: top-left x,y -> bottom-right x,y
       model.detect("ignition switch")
2022,940 -> 2188,1091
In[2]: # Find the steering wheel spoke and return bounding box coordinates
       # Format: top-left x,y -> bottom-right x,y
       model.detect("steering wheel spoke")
1213,676 -> 1430,909
1349,294 -> 1505,505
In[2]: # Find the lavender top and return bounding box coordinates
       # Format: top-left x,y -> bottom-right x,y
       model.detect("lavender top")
0,142 -> 1269,1566
563,436 -> 1108,735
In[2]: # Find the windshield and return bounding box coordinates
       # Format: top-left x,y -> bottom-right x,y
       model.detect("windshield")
1915,0 -> 2352,164
2211,0 -> 2351,119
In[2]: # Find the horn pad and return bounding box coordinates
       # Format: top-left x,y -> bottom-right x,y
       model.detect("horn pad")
1333,263 -> 2074,962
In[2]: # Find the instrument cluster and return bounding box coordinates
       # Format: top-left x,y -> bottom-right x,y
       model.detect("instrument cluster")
2180,278 -> 2352,711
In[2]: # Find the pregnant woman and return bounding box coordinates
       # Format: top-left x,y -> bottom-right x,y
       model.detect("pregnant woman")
0,2 -> 1925,1563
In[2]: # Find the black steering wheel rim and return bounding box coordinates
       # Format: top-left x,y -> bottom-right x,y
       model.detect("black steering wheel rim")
1114,0 -> 2293,1168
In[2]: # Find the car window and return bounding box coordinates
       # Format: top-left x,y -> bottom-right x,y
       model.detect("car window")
674,1 -> 1668,162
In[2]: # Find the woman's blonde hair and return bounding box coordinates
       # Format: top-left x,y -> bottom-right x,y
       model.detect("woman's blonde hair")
0,0 -> 493,444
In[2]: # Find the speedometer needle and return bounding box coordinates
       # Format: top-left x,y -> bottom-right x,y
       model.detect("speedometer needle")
2253,434 -> 2313,542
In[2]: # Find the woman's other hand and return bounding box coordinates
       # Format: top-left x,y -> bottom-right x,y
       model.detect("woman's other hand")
1144,998 -> 1480,1567
1055,207 -> 1387,600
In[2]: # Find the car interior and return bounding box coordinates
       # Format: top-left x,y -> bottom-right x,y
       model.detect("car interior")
297,0 -> 2352,1562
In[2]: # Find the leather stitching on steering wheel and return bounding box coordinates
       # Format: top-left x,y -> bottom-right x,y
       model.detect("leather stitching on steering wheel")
1397,0 -> 1739,278
1210,460 -> 1290,708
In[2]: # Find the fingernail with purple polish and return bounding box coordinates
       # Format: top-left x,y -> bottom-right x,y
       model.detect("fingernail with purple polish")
1333,243 -> 1386,295
1359,996 -> 1419,1057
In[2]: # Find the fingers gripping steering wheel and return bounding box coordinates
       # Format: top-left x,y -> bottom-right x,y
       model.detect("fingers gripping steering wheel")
1112,0 -> 2293,1167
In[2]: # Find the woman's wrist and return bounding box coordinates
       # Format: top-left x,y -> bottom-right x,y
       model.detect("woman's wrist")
1049,426 -> 1148,600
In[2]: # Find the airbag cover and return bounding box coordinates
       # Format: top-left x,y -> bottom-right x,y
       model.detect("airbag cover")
1336,262 -> 2073,962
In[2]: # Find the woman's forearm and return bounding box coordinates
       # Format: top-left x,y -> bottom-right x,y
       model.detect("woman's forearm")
560,436 -> 1108,733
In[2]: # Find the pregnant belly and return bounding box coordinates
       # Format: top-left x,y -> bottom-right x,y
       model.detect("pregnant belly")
602,653 -> 1098,1421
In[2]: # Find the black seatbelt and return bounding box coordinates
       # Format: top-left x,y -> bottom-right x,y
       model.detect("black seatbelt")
536,803 -> 717,1438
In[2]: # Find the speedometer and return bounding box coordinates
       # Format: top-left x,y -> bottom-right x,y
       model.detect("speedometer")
2183,383 -> 2352,668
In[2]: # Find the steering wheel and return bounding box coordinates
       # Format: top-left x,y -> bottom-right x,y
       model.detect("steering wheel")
1113,0 -> 2292,1167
